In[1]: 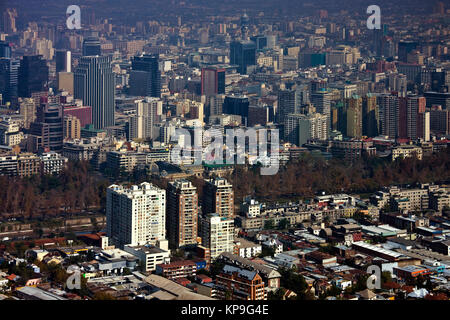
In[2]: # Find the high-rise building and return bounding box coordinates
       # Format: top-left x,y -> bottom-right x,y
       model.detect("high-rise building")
378,93 -> 399,139
19,98 -> 36,129
0,41 -> 11,58
311,89 -> 332,128
223,95 -> 249,124
200,213 -> 234,262
107,182 -> 166,248
55,49 -> 71,73
63,105 -> 92,127
29,101 -> 64,152
18,55 -> 48,98
166,179 -> 199,249
201,67 -> 225,96
129,54 -> 161,98
74,55 -> 115,129
398,41 -> 418,63
362,94 -> 379,137
429,105 -> 450,135
278,89 -> 300,124
230,40 -> 256,75
82,36 -> 101,56
203,178 -> 234,219
345,95 -> 363,139
63,115 -> 81,140
399,95 -> 427,141
284,112 -> 328,146
0,58 -> 19,105
2,8 -> 17,34
129,97 -> 162,140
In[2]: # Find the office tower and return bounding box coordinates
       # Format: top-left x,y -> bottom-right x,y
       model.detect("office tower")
82,36 -> 101,56
223,95 -> 249,124
129,97 -> 162,140
230,40 -> 256,75
362,93 -> 379,137
203,178 -> 234,219
18,55 -> 48,98
248,105 -> 271,126
429,105 -> 450,135
378,93 -> 399,139
0,58 -> 19,105
250,35 -> 268,50
107,182 -> 166,248
424,92 -> 450,109
2,8 -> 17,34
277,89 -> 300,124
29,101 -> 64,152
74,55 -> 115,129
201,67 -> 225,96
200,213 -> 234,261
345,95 -> 363,139
417,111 -> 430,142
63,115 -> 81,140
166,179 -> 198,249
398,41 -> 418,63
311,89 -> 332,128
209,94 -> 225,117
129,54 -> 161,98
55,49 -> 71,73
0,41 -> 11,58
19,98 -> 36,129
284,113 -> 328,146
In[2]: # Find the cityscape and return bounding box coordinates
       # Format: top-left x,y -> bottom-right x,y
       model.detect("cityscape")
0,0 -> 450,304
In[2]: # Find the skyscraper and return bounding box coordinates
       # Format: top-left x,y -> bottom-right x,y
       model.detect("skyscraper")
378,93 -> 399,139
74,55 -> 115,129
223,95 -> 249,124
129,54 -> 161,98
129,97 -> 162,140
166,179 -> 199,249
107,182 -> 166,248
230,40 -> 256,75
29,100 -> 64,152
82,36 -> 101,56
284,112 -> 328,146
203,178 -> 234,219
55,49 -> 71,73
345,95 -> 363,139
277,89 -> 300,124
362,94 -> 379,137
311,89 -> 332,129
18,55 -> 48,98
0,58 -> 19,105
201,67 -> 225,96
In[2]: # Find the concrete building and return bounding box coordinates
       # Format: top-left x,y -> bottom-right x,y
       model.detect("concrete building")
202,177 -> 234,218
107,182 -> 166,248
200,213 -> 235,262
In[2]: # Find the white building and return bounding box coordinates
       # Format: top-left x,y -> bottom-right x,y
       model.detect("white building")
40,152 -> 68,175
123,241 -> 170,272
106,182 -> 166,248
200,213 -> 234,261
129,97 -> 163,140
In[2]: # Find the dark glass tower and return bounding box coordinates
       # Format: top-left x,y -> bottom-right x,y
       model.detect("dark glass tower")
223,95 -> 250,124
74,55 -> 115,129
129,54 -> 161,98
30,101 -> 64,152
0,58 -> 19,105
18,55 -> 48,98
230,40 -> 256,75
0,41 -> 11,58
82,36 -> 101,56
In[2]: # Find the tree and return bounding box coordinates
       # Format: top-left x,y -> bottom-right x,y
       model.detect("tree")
278,218 -> 289,230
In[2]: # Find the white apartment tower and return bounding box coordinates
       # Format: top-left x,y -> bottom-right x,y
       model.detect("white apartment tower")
200,213 -> 235,261
106,182 -> 166,248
